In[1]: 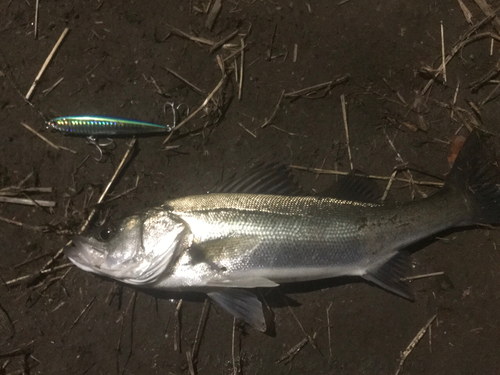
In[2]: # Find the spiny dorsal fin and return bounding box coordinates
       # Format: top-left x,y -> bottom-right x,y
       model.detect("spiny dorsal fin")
319,171 -> 382,203
211,163 -> 302,195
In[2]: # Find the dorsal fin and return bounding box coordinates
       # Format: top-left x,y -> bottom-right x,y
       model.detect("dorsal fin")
319,171 -> 382,203
211,163 -> 302,195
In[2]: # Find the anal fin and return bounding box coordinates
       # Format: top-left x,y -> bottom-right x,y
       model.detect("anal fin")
362,251 -> 414,300
208,289 -> 267,332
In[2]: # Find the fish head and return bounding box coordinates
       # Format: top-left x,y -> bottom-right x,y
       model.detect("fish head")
65,210 -> 190,285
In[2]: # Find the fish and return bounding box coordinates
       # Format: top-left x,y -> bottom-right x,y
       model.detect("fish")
64,130 -> 500,332
46,116 -> 171,137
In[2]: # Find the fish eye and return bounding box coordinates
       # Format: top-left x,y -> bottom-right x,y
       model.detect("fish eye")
97,227 -> 115,242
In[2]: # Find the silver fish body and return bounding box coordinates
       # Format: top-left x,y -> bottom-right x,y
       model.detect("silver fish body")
65,130 -> 500,331
155,191 -> 466,291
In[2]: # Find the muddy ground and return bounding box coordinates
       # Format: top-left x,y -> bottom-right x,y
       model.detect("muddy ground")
2,0 -> 500,374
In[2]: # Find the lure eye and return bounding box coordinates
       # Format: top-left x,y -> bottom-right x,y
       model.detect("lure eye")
97,227 -> 115,242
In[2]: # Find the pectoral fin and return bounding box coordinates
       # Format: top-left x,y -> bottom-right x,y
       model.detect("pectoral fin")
208,289 -> 267,332
362,251 -> 414,300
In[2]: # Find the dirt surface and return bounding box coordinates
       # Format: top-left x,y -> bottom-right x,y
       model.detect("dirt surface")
2,0 -> 500,374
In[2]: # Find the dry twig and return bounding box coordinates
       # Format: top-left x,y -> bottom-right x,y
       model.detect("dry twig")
284,75 -> 350,98
0,216 -> 49,232
192,299 -> 211,360
458,0 -> 473,24
276,332 -> 318,364
395,315 -> 437,375
209,29 -> 239,54
174,299 -> 183,352
42,77 -> 64,96
163,75 -> 227,144
186,351 -> 196,375
326,302 -> 333,360
473,0 -> 500,33
166,23 -> 214,46
232,318 -> 239,375
440,21 -> 447,82
34,0 -> 40,39
261,90 -> 285,128
340,94 -> 353,170
401,272 -> 445,281
289,165 -> 444,187
26,27 -> 69,100
68,296 -> 96,331
0,197 -> 55,207
163,67 -> 205,95
205,0 -> 222,30
20,122 -> 76,154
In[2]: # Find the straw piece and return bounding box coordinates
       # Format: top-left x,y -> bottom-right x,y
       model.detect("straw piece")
401,272 -> 445,281
238,36 -> 245,100
440,22 -> 447,82
163,67 -> 205,95
340,94 -> 353,170
0,196 -> 55,207
166,23 -> 215,46
5,263 -> 72,286
20,122 -> 76,154
34,0 -> 40,39
284,75 -> 350,98
0,216 -> 48,232
26,27 -> 70,100
43,77 -> 64,96
457,0 -> 473,24
0,186 -> 52,196
289,165 -> 444,187
205,0 -> 222,30
395,315 -> 437,375
473,0 -> 500,33
209,29 -> 239,54
261,90 -> 285,128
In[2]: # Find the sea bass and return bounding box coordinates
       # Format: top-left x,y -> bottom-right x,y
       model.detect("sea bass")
65,130 -> 500,331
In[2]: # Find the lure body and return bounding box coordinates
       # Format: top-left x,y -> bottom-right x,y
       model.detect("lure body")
46,116 -> 170,136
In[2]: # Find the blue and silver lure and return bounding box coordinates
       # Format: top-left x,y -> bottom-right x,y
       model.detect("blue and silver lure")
45,116 -> 171,136
46,103 -> 185,161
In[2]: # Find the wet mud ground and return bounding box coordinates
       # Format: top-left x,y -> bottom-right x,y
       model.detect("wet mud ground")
2,0 -> 500,374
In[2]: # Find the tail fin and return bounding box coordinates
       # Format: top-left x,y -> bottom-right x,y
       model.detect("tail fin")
445,129 -> 500,224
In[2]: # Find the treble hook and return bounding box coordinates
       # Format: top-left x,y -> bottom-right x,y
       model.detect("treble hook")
163,102 -> 190,131
176,103 -> 190,118
86,136 -> 116,162
163,102 -> 176,132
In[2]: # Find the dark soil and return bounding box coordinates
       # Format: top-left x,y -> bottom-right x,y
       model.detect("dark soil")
2,0 -> 500,374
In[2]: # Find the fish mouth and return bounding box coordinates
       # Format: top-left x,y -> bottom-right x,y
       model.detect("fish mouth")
64,237 -> 106,274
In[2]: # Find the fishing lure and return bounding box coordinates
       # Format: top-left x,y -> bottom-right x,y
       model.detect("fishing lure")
45,116 -> 171,136
46,103 -> 187,161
